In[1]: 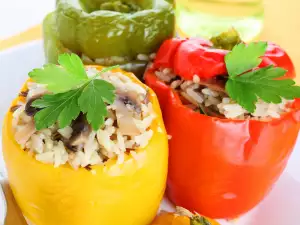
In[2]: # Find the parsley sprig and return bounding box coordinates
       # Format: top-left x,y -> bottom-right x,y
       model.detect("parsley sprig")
28,53 -> 118,130
225,42 -> 300,113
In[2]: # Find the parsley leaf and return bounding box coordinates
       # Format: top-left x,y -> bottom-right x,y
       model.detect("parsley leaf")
58,53 -> 88,80
33,89 -> 82,130
225,42 -> 267,78
226,65 -> 300,113
78,79 -> 116,130
31,62 -> 118,130
224,41 -> 300,113
28,54 -> 88,93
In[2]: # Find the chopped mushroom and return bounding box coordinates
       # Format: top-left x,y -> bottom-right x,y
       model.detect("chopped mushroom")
14,121 -> 36,146
198,76 -> 227,94
116,90 -> 142,115
68,114 -> 91,146
114,98 -> 141,136
25,95 -> 42,116
69,134 -> 90,146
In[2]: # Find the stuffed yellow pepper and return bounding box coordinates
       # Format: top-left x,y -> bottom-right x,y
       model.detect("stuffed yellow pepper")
2,53 -> 168,225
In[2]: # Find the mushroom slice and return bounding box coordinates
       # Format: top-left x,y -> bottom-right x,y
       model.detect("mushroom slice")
199,76 -> 228,94
116,90 -> 142,115
25,95 -> 43,116
114,98 -> 141,136
68,114 -> 91,146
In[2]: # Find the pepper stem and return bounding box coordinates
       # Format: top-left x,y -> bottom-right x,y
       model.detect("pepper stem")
190,215 -> 211,225
210,28 -> 242,51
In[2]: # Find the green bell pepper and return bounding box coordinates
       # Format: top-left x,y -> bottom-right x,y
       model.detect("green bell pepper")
43,12 -> 66,64
43,0 -> 174,78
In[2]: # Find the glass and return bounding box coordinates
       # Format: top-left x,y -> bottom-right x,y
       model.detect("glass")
175,0 -> 264,41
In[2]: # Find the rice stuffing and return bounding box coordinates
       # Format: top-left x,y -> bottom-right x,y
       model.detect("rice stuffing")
12,69 -> 156,169
153,68 -> 293,120
80,51 -> 156,66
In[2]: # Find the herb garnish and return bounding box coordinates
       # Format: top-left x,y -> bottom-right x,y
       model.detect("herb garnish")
29,53 -> 118,130
210,28 -> 242,51
225,42 -> 300,113
190,215 -> 211,225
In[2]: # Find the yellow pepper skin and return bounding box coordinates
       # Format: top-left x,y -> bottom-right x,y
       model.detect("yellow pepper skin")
2,66 -> 168,225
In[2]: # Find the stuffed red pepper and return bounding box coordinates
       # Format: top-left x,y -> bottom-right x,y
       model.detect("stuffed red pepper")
145,32 -> 300,219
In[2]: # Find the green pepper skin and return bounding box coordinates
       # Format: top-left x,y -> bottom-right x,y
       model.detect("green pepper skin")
43,12 -> 66,64
43,0 -> 173,79
51,0 -> 174,60
43,12 -> 148,78
43,10 -> 158,79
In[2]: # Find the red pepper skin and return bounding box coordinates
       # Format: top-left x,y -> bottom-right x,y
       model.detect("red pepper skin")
263,42 -> 295,79
153,39 -> 296,80
154,38 -> 187,69
173,39 -> 228,79
145,71 -> 300,219
153,38 -> 228,79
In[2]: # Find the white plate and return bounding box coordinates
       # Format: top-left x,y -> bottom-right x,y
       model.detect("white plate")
0,41 -> 299,225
